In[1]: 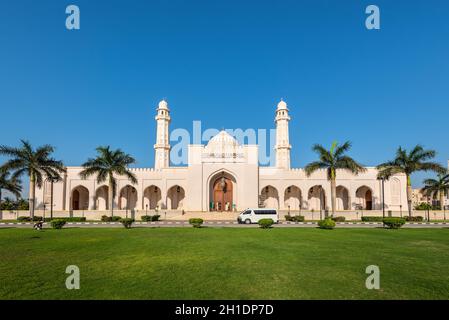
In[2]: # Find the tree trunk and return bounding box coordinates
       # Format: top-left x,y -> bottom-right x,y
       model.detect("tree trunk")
29,174 -> 35,219
0,188 -> 2,214
406,175 -> 412,217
330,178 -> 336,217
440,191 -> 445,211
108,177 -> 114,217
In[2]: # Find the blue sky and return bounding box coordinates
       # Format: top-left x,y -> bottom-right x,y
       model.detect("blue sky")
1,0 -> 448,197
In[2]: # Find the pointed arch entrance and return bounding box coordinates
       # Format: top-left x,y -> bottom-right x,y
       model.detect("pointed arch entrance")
209,171 -> 236,212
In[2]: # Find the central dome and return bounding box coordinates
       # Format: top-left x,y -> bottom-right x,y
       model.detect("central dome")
206,131 -> 240,148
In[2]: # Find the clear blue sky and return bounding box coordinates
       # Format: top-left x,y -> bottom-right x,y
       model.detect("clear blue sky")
1,0 -> 448,197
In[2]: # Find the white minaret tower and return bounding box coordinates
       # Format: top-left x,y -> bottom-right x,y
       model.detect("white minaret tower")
275,99 -> 291,169
154,100 -> 171,169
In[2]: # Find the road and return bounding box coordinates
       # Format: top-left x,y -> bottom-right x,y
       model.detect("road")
0,221 -> 448,229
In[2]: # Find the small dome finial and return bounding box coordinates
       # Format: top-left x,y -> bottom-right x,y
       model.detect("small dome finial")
158,99 -> 168,110
277,99 -> 287,110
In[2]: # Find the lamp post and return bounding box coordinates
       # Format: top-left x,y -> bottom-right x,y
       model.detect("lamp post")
400,205 -> 403,218
126,187 -> 129,219
378,177 -> 386,219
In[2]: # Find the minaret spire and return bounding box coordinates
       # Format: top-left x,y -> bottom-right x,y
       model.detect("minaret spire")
154,99 -> 171,169
275,99 -> 291,169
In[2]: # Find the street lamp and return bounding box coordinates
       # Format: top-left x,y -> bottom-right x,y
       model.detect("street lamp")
377,176 -> 386,219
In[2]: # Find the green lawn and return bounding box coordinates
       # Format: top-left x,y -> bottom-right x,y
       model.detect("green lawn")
0,227 -> 448,300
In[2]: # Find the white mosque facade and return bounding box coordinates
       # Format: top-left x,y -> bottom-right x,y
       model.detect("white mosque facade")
34,100 -> 409,215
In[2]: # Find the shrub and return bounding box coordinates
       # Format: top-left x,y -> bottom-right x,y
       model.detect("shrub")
405,216 -> 424,222
51,219 -> 66,229
32,216 -> 43,222
101,216 -> 121,222
415,202 -> 432,211
53,217 -> 86,222
383,217 -> 406,229
285,215 -> 305,222
258,218 -> 274,229
361,216 -> 384,222
141,215 -> 153,222
331,216 -> 346,222
318,218 -> 336,230
189,218 -> 204,228
291,215 -> 305,222
151,215 -> 160,221
120,218 -> 134,229
17,216 -> 31,222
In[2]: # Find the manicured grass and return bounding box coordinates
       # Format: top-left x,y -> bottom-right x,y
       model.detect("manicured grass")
0,227 -> 449,299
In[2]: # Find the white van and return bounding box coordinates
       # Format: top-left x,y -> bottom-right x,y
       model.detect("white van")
237,208 -> 279,224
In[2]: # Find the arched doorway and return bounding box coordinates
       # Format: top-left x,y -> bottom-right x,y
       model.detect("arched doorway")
356,186 -> 373,210
95,186 -> 109,210
212,176 -> 233,211
261,186 -> 279,209
143,185 -> 162,210
72,186 -> 89,210
307,185 -> 326,211
336,186 -> 350,210
167,185 -> 185,210
284,186 -> 301,211
119,185 -> 137,210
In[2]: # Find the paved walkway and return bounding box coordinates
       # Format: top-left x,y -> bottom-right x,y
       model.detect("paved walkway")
0,221 -> 448,228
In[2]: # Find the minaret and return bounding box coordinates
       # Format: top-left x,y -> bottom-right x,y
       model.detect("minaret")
154,100 -> 171,169
275,99 -> 291,169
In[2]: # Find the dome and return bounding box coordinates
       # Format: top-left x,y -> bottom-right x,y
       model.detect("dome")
206,131 -> 240,148
277,99 -> 288,110
158,99 -> 169,110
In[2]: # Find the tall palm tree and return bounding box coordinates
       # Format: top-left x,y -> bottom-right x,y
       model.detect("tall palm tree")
422,173 -> 449,213
79,146 -> 137,217
0,140 -> 65,218
377,145 -> 445,217
0,168 -> 22,211
305,141 -> 366,217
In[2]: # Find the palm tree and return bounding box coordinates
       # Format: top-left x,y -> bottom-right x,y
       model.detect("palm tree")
377,145 -> 445,217
422,173 -> 449,216
46,173 -> 62,220
79,146 -> 137,217
0,168 -> 22,211
0,140 -> 65,218
305,141 -> 366,217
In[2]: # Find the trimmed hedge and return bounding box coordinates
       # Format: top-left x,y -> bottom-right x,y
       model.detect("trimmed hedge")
331,216 -> 346,222
383,217 -> 406,229
404,216 -> 424,222
318,218 -> 336,230
101,216 -> 122,222
50,219 -> 66,229
189,218 -> 204,228
120,218 -> 134,229
284,215 -> 305,222
258,218 -> 274,229
361,216 -> 384,222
